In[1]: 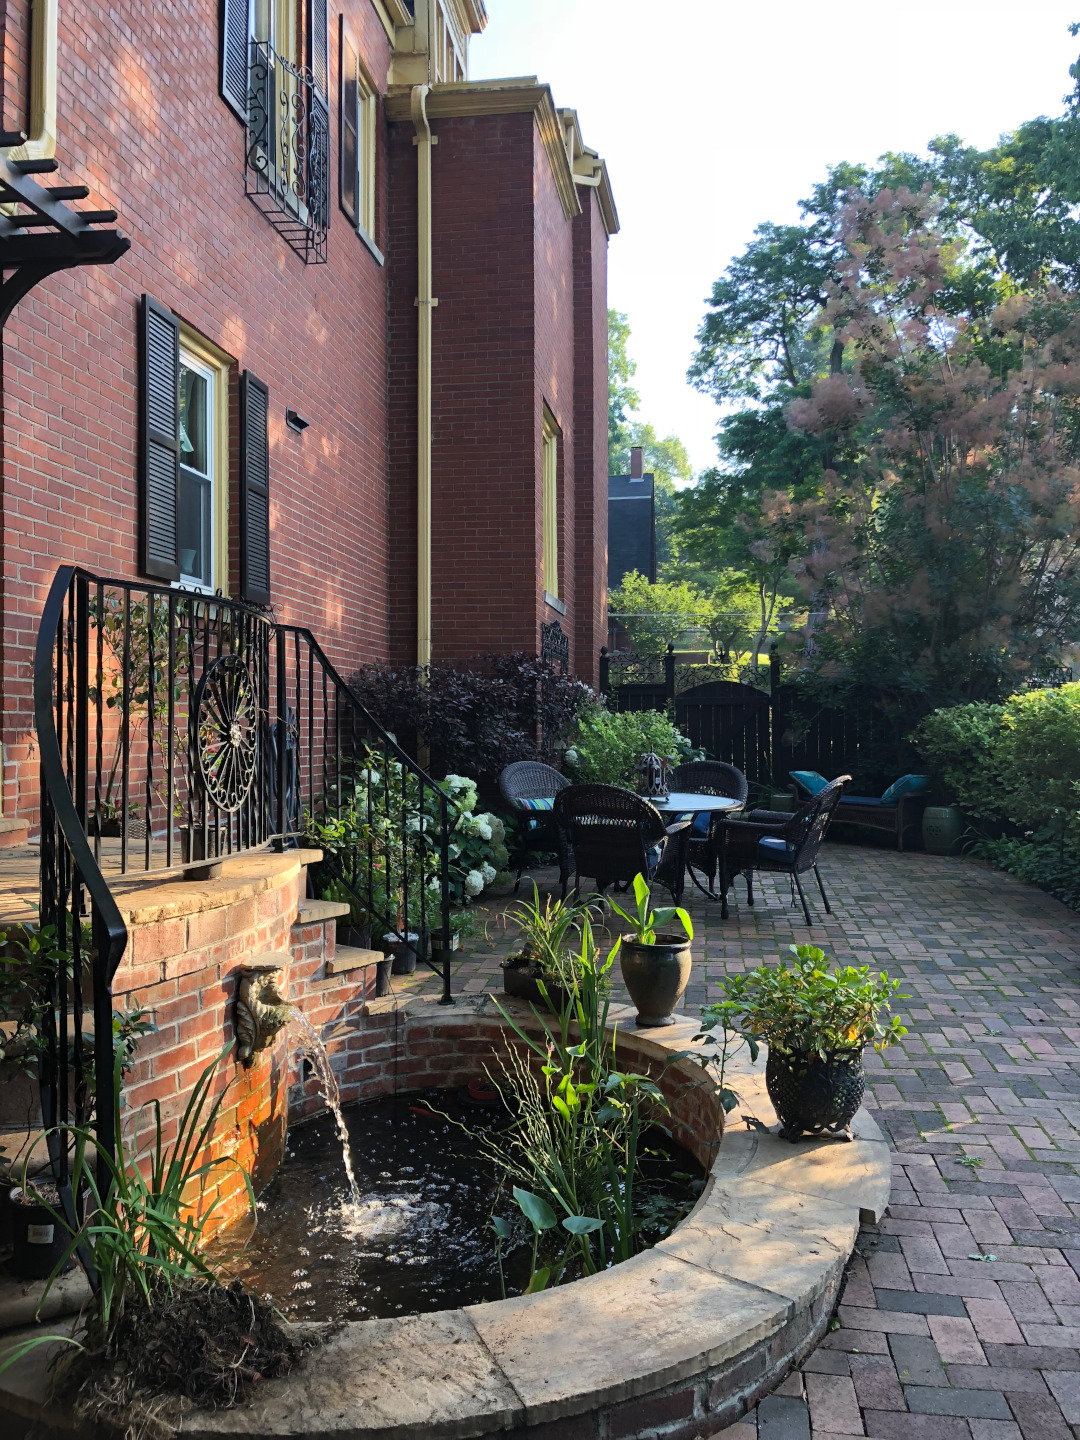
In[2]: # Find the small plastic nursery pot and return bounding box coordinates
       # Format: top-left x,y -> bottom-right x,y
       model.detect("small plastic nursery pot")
384,932 -> 420,976
8,1185 -> 75,1279
765,1048 -> 866,1143
619,933 -> 692,1028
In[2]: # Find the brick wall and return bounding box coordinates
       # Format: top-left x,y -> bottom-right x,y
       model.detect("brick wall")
386,107 -> 609,675
0,0 -> 393,814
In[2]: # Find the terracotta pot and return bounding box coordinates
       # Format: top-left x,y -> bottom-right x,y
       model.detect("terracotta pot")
619,933 -> 692,1028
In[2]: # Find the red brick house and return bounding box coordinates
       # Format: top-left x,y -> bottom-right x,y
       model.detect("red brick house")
0,0 -> 617,827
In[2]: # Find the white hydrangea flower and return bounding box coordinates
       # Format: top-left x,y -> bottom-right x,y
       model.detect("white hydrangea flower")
481,862 -> 496,885
464,870 -> 484,897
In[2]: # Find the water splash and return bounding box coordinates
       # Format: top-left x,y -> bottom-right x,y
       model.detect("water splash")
289,1010 -> 362,1207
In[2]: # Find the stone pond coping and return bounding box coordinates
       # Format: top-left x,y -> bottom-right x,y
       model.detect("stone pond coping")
0,1000 -> 891,1440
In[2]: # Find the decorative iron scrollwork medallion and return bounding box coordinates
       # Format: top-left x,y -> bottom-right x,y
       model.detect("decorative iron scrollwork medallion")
194,654 -> 258,812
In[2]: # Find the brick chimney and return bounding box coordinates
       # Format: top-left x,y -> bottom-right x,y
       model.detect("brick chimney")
629,445 -> 644,478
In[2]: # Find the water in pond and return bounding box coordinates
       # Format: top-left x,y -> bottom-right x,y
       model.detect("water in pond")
211,1088 -> 704,1322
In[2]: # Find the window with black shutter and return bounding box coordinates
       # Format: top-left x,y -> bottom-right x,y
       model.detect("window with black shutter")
138,297 -> 181,583
138,297 -> 237,595
338,16 -> 379,257
239,372 -> 271,605
221,0 -> 328,121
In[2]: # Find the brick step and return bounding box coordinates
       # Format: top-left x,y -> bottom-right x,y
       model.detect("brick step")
326,944 -> 384,977
0,818 -> 29,849
294,899 -> 350,926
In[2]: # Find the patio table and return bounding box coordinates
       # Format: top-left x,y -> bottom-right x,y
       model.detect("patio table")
651,792 -> 743,902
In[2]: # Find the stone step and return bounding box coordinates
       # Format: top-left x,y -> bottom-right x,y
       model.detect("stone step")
246,952 -> 292,971
0,1269 -> 91,1332
0,818 -> 29,849
294,899 -> 351,926
325,944 -> 385,977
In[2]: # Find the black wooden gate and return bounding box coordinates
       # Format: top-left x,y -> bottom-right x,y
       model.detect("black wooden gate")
675,680 -> 772,786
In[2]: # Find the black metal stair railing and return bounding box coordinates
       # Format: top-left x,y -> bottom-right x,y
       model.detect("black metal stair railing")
33,565 -> 454,1206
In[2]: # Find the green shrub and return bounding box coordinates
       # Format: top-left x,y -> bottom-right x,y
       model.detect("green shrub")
973,836 -> 1080,909
565,705 -> 697,788
998,682 -> 1080,847
912,701 -> 1008,823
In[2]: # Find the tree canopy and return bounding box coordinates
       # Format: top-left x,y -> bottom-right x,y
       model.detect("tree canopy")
664,29 -> 1080,714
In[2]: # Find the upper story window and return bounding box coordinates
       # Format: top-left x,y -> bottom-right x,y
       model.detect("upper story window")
542,408 -> 560,602
339,19 -> 381,261
221,0 -> 330,263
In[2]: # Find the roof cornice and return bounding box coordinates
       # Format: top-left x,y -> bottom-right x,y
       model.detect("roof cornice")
386,79 -> 581,222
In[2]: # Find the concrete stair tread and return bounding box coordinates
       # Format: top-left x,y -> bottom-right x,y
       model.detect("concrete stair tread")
0,820 -> 27,835
294,899 -> 351,925
0,1269 -> 91,1332
326,945 -> 385,977
246,952 -> 292,971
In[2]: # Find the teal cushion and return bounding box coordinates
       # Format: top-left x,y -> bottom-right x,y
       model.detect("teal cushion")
790,770 -> 829,795
517,797 -> 554,811
880,774 -> 931,806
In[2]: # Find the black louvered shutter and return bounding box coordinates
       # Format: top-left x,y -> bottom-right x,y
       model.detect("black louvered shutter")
240,372 -> 271,605
138,296 -> 181,583
221,0 -> 250,122
308,0 -> 328,97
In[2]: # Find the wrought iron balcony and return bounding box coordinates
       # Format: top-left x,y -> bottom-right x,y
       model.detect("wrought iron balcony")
245,40 -> 329,264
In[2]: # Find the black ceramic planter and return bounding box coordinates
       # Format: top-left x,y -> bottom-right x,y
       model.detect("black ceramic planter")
8,1186 -> 74,1279
765,1048 -> 865,1142
501,960 -> 567,1013
619,933 -> 692,1028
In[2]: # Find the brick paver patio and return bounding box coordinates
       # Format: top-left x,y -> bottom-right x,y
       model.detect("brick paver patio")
407,840 -> 1080,1439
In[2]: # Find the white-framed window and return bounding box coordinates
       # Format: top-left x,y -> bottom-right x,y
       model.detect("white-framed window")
176,333 -> 231,595
340,19 -> 377,247
177,351 -> 215,591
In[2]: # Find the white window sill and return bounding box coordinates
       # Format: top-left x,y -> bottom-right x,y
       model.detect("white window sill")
543,591 -> 566,616
357,222 -> 384,266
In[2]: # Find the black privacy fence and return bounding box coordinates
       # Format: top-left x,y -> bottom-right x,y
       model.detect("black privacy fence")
34,566 -> 453,1196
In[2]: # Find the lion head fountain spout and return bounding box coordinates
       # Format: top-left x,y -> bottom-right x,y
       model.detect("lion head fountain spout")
235,961 -> 293,1067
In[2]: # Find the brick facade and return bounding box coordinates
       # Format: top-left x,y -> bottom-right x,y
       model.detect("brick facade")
0,3 -> 613,816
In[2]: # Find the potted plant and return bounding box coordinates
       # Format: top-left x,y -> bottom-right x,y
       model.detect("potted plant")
701,944 -> 907,1141
608,874 -> 693,1028
499,885 -> 593,1011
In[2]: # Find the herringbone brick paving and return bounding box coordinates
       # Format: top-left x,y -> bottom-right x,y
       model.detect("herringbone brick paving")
406,842 -> 1080,1438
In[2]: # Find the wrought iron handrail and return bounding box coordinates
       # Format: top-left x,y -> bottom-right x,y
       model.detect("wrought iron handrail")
33,564 -> 454,1222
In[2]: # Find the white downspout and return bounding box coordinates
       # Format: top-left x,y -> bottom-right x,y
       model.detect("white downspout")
411,84 -> 436,667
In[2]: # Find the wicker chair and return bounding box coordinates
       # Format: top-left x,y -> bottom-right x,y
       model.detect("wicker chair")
497,761 -> 572,893
553,784 -> 690,901
668,760 -> 748,893
714,775 -> 851,923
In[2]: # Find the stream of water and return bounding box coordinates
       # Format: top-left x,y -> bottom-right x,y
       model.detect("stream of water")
288,1011 -> 363,1209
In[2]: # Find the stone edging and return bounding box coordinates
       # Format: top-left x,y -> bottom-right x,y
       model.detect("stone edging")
0,1004 -> 890,1439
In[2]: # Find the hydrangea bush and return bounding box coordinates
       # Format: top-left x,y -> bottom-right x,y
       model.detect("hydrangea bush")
439,774 -> 511,905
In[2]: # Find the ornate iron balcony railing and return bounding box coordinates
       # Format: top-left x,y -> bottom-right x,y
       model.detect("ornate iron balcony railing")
245,40 -> 329,264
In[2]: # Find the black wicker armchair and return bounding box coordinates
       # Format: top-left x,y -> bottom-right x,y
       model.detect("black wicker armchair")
498,761 -> 573,894
553,784 -> 690,901
668,760 -> 748,892
714,775 -> 850,923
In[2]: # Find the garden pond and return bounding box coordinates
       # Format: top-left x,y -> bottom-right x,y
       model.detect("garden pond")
210,1087 -> 705,1321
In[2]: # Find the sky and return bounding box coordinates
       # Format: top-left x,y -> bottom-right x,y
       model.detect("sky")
471,1 -> 1080,476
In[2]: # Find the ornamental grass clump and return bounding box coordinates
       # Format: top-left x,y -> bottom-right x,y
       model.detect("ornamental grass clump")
2,1050 -> 307,1440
